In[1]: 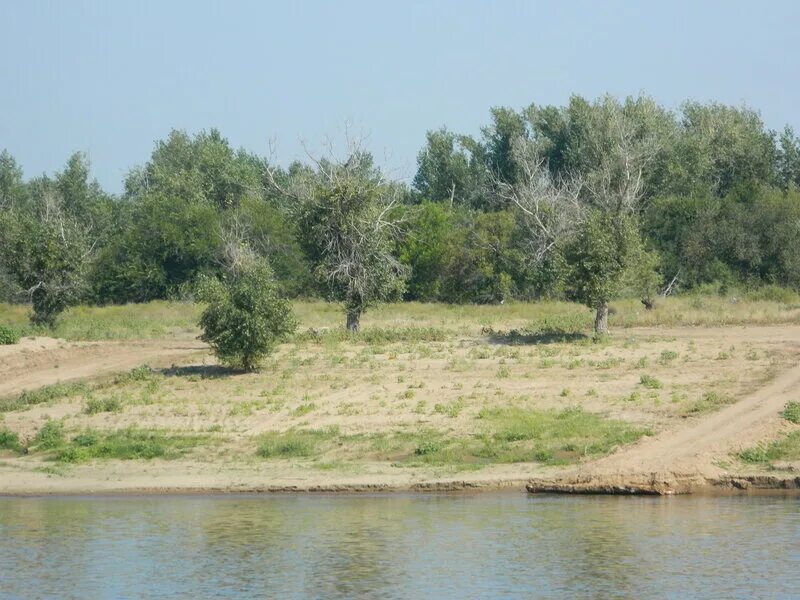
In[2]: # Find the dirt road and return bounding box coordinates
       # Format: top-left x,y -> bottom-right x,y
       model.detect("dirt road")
0,337 -> 207,397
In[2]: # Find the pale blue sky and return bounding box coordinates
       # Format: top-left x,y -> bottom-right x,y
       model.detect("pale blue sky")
2,0 -> 799,193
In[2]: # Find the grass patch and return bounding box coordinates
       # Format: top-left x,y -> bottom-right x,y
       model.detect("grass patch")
738,431 -> 800,464
257,429 -> 337,458
84,395 -> 123,414
0,381 -> 91,413
0,428 -> 22,453
295,326 -> 450,344
402,408 -> 650,468
31,420 -> 66,450
781,401 -> 800,424
639,374 -> 663,389
683,391 -> 735,414
56,429 -> 210,463
0,323 -> 21,345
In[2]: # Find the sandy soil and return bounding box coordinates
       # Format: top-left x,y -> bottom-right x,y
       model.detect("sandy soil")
0,337 -> 207,397
1,326 -> 799,495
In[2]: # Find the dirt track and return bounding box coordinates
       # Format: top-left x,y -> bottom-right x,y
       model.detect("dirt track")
529,326 -> 800,493
0,337 -> 207,397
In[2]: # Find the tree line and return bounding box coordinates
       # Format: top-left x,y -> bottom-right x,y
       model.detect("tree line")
2,94 -> 800,336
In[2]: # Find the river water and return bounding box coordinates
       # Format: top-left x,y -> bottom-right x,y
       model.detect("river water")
0,493 -> 798,599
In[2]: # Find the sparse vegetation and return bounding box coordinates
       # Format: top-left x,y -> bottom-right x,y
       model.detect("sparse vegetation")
739,432 -> 800,465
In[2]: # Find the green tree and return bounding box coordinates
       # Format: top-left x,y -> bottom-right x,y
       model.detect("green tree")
199,259 -> 296,371
398,202 -> 454,300
564,211 -> 642,333
275,149 -> 406,331
412,129 -> 477,205
92,193 -> 220,302
1,202 -> 91,326
0,150 -> 25,210
125,129 -> 263,210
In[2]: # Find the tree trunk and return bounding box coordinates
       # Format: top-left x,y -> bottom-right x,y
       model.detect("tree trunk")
594,301 -> 609,336
346,309 -> 361,333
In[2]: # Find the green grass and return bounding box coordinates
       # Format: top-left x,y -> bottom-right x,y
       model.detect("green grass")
683,391 -> 735,414
639,374 -> 663,389
0,381 -> 91,413
0,428 -> 22,453
399,407 -> 651,468
781,401 -> 800,424
0,323 -> 21,345
4,293 -> 800,344
257,429 -> 337,458
738,431 -> 800,464
56,428 -> 210,463
0,301 -> 201,341
31,420 -> 66,450
84,396 -> 123,414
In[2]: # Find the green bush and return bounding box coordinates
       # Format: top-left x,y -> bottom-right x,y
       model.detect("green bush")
32,420 -> 66,450
199,260 -> 297,371
639,374 -> 663,389
0,324 -> 20,345
782,401 -> 800,424
0,428 -> 22,452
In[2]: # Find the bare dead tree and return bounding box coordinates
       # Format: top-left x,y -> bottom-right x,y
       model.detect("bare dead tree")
495,138 -> 585,264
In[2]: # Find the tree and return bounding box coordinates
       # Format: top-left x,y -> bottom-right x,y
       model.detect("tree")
1,194 -> 93,326
0,150 -> 25,210
269,141 -> 406,332
500,96 -> 661,334
778,126 -> 800,190
564,211 -> 642,332
125,129 -> 263,210
92,193 -> 220,302
199,258 -> 296,371
398,201 -> 454,300
412,129 -> 476,205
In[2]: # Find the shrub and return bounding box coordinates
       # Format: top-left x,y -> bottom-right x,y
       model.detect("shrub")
639,374 -> 663,389
0,428 -> 22,452
782,401 -> 800,424
32,420 -> 65,450
0,324 -> 20,345
199,260 -> 296,371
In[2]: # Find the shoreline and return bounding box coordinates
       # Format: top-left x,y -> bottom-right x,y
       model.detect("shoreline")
2,472 -> 800,498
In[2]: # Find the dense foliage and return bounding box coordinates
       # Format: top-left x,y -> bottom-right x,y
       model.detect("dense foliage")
2,95 -> 800,328
198,260 -> 296,371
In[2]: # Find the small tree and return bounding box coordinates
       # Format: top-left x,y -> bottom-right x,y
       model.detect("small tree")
564,211 -> 642,334
199,259 -> 296,371
268,139 -> 406,331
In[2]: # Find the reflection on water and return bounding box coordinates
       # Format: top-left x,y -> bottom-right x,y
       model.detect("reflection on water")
1,493 -> 798,599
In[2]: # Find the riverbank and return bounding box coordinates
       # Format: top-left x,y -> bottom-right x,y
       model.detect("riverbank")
2,300 -> 800,496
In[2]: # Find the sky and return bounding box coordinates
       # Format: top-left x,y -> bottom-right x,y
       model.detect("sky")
1,0 -> 799,194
